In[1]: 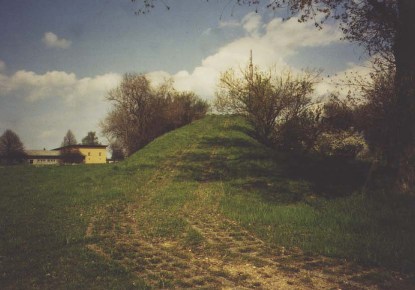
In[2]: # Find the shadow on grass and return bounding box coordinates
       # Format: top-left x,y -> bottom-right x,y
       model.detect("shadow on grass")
223,123 -> 255,136
280,153 -> 371,198
175,131 -> 370,203
172,125 -> 415,275
112,163 -> 157,176
175,135 -> 305,203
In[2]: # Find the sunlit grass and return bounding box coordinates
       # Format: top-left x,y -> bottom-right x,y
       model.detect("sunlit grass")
1,115 -> 414,289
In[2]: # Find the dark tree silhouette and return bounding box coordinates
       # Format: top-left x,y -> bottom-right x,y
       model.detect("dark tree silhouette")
82,131 -> 100,145
61,130 -> 77,147
0,129 -> 26,165
109,142 -> 125,161
60,148 -> 85,164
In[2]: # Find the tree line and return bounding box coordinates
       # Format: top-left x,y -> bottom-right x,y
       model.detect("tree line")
0,74 -> 209,164
0,129 -> 103,165
100,73 -> 209,158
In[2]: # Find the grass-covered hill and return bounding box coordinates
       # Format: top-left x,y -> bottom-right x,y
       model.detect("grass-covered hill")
1,115 -> 414,289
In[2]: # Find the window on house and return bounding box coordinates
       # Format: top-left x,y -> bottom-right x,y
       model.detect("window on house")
99,152 -> 101,156
88,152 -> 91,156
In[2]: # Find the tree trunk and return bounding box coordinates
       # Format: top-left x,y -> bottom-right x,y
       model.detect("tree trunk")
391,0 -> 415,192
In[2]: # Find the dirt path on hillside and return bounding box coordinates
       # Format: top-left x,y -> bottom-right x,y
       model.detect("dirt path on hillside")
85,122 -> 412,289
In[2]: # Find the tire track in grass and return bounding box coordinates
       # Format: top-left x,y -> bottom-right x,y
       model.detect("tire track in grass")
84,125 -> 237,288
179,119 -> 408,289
85,118 -> 411,289
180,119 -> 329,289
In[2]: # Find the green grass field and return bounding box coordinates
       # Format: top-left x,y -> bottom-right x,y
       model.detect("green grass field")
1,115 -> 414,289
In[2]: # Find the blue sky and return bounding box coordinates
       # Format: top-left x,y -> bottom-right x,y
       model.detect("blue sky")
0,0 -> 367,150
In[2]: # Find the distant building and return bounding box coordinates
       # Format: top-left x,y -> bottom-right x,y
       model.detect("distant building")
26,150 -> 61,165
53,144 -> 107,164
26,144 -> 107,165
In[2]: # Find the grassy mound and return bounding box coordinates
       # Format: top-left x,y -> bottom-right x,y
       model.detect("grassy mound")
1,115 -> 414,289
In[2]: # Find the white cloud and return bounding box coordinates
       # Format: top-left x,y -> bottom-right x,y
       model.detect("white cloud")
315,61 -> 373,98
147,13 -> 341,99
242,13 -> 262,35
145,70 -> 173,87
0,12 -> 349,149
0,67 -> 122,149
42,32 -> 72,49
0,69 -> 121,104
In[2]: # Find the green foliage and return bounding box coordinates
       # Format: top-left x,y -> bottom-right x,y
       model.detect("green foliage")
81,131 -> 100,145
316,130 -> 368,159
274,108 -> 323,153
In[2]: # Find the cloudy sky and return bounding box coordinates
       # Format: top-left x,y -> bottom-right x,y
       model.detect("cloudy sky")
0,0 -> 368,150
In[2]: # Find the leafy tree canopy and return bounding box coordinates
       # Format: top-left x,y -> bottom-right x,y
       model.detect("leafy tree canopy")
82,131 -> 100,146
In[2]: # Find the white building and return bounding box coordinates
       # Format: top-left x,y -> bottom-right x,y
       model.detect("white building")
26,150 -> 61,165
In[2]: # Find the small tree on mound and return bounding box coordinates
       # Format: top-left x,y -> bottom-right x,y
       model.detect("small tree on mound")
166,91 -> 209,130
101,73 -> 208,156
215,64 -> 321,151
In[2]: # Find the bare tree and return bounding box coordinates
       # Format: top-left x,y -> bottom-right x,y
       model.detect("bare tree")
215,64 -> 320,149
101,73 -> 208,156
166,91 -> 209,130
61,130 -> 77,147
0,129 -> 26,165
101,74 -> 166,155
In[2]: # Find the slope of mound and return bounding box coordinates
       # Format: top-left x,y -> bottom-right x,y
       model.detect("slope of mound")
0,115 -> 414,289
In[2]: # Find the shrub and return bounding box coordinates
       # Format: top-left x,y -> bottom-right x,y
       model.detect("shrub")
316,130 -> 368,159
215,64 -> 321,150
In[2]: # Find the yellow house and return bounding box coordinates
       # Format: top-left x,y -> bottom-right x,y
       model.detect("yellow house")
77,145 -> 107,164
54,145 -> 107,164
